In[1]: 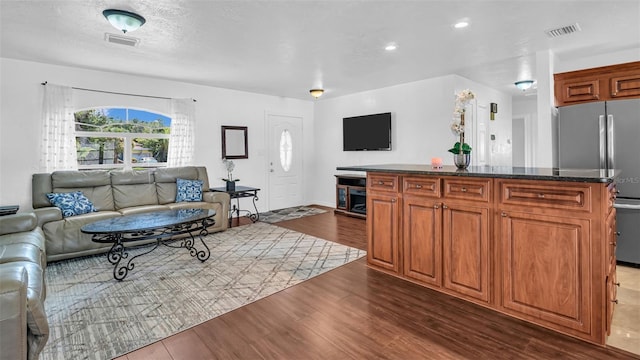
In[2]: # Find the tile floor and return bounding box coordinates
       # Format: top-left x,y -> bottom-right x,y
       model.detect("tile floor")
607,265 -> 640,355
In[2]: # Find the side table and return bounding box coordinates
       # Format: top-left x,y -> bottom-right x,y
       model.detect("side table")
210,186 -> 260,227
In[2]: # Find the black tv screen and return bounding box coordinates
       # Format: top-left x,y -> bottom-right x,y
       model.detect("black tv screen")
343,112 -> 392,151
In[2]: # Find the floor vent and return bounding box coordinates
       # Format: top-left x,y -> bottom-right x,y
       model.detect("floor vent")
104,33 -> 140,47
545,23 -> 581,38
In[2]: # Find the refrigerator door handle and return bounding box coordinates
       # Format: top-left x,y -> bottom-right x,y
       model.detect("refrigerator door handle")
614,203 -> 640,210
599,115 -> 606,169
607,114 -> 615,171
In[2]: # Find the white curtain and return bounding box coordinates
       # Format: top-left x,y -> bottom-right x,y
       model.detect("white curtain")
167,98 -> 196,167
40,84 -> 77,172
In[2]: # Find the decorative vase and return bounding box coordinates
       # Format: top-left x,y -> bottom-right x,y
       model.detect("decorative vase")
453,153 -> 470,169
225,180 -> 236,192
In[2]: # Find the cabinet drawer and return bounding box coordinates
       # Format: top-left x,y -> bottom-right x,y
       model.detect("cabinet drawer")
443,178 -> 490,202
368,174 -> 399,193
610,73 -> 640,98
499,181 -> 591,212
403,176 -> 440,197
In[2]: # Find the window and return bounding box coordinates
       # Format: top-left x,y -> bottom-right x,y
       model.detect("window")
74,108 -> 171,169
279,129 -> 292,172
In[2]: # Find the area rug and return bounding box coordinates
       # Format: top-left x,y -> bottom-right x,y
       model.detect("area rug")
259,205 -> 327,223
41,222 -> 365,360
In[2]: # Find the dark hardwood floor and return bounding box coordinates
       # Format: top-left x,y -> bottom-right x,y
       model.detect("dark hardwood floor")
117,206 -> 638,360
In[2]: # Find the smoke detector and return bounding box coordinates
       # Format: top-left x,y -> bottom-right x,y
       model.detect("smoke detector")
104,33 -> 140,47
545,23 -> 581,38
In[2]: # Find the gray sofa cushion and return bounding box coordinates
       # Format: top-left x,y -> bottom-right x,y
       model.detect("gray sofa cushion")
48,171 -> 115,211
111,170 -> 159,209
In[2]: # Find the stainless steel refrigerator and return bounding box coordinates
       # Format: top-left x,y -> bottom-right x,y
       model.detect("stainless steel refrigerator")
558,99 -> 640,266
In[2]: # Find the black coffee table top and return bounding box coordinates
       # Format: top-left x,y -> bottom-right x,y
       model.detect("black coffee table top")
81,209 -> 216,234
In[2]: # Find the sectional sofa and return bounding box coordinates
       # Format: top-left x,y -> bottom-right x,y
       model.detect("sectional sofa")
0,166 -> 230,359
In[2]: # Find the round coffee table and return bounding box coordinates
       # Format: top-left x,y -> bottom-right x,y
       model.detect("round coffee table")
81,209 -> 216,280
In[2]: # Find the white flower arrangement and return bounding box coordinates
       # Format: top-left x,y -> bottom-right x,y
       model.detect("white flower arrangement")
449,89 -> 475,155
222,158 -> 237,182
453,89 -> 475,115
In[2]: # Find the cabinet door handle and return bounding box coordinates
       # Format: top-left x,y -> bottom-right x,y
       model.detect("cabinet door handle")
391,198 -> 396,203
610,242 -> 616,246
537,193 -> 545,198
415,184 -> 422,189
615,232 -> 621,236
614,282 -> 621,287
612,299 -> 619,304
433,204 -> 439,209
378,181 -> 384,185
501,212 -> 508,217
461,187 -> 467,192
442,204 -> 448,209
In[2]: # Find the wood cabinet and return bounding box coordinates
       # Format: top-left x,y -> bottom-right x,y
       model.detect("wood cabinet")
499,211 -> 591,334
367,175 -> 400,273
376,175 -> 491,302
605,204 -> 618,336
442,202 -> 490,303
365,172 -> 615,346
555,61 -> 640,106
403,195 -> 442,286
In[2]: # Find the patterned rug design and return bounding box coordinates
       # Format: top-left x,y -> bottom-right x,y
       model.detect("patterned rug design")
41,222 -> 364,360
259,205 -> 327,223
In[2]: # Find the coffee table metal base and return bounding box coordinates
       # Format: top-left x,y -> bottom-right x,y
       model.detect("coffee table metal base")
90,217 -> 214,281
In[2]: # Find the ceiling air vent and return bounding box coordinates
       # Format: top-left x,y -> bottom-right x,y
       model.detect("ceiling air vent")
104,33 -> 140,47
545,23 -> 581,38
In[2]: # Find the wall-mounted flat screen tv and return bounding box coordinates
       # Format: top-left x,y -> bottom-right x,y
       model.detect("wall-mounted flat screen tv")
343,112 -> 392,151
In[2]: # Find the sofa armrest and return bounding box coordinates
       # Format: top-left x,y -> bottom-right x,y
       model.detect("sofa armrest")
0,263 -> 49,360
32,207 -> 62,228
0,266 -> 28,360
0,213 -> 37,236
203,191 -> 230,205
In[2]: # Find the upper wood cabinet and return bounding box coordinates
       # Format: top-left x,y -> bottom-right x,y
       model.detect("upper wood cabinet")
554,61 -> 640,106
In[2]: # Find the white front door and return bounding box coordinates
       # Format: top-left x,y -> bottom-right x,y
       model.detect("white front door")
267,113 -> 303,210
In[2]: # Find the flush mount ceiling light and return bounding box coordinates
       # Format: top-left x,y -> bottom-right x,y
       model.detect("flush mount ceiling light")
385,43 -> 397,51
454,21 -> 469,29
309,89 -> 324,99
515,80 -> 535,91
103,9 -> 146,33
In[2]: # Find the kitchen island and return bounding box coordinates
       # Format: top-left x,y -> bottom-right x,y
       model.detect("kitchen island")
336,164 -> 618,346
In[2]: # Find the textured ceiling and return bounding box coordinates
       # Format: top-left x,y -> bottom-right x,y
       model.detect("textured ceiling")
1,1 -> 639,100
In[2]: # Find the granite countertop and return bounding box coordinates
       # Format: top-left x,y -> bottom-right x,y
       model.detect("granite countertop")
336,164 -> 618,183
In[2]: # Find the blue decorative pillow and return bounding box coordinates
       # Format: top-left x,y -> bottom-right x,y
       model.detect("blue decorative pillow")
46,191 -> 96,218
176,178 -> 203,202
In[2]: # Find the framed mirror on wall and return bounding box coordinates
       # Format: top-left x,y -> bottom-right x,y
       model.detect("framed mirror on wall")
221,125 -> 248,159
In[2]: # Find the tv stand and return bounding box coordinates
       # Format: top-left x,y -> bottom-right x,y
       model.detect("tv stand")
335,174 -> 366,219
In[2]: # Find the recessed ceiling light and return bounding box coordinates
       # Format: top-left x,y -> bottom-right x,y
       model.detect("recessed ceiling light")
454,21 -> 469,29
385,43 -> 397,51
